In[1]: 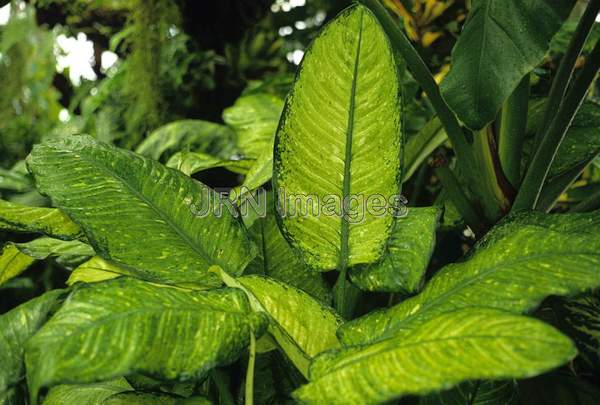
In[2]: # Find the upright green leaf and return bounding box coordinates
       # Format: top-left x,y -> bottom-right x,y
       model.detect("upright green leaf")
294,308 -> 575,404
26,278 -> 268,402
350,207 -> 441,294
273,4 -> 403,270
339,211 -> 600,345
223,93 -> 284,159
27,136 -> 257,287
0,290 -> 64,405
246,202 -> 331,303
42,379 -> 133,405
0,199 -> 82,240
440,0 -> 573,130
219,271 -> 341,378
135,120 -> 236,162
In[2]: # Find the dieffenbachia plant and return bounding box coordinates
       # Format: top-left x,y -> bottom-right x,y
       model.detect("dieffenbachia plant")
1,1 -> 600,404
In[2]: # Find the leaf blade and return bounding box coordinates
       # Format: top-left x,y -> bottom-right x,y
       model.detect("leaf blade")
27,135 -> 257,287
440,0 -> 573,130
295,309 -> 575,404
273,5 -> 403,270
340,211 -> 600,345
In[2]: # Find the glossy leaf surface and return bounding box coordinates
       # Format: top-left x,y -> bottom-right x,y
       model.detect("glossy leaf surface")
27,136 -> 257,287
0,199 -> 82,240
340,211 -> 600,345
26,278 -> 268,401
274,4 -> 402,270
441,0 -> 573,130
135,120 -> 235,161
350,207 -> 441,294
295,309 -> 575,404
0,290 -> 63,405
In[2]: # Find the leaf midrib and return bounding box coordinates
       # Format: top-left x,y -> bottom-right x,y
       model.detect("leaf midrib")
338,8 -> 365,271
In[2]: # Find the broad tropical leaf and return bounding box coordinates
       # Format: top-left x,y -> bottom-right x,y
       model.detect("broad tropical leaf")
25,278 -> 268,402
1,238 -> 93,285
27,136 -> 257,287
223,93 -> 284,159
273,4 -> 403,270
0,290 -> 64,405
419,380 -> 518,405
0,199 -> 82,240
440,0 -> 574,130
219,271 -> 341,378
246,201 -> 331,303
294,308 -> 575,404
339,211 -> 600,345
350,207 -> 441,294
42,379 -> 133,405
135,120 -> 236,162
166,151 -> 252,176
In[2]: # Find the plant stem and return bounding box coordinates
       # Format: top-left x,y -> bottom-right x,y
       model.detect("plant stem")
499,74 -> 530,187
334,266 -> 349,316
245,331 -> 256,405
434,160 -> 484,235
572,187 -> 600,212
210,369 -> 235,405
512,40 -> 600,212
356,0 -> 472,164
533,0 -> 600,149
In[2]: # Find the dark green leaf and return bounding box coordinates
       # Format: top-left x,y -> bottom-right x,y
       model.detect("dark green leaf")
441,0 -> 573,130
